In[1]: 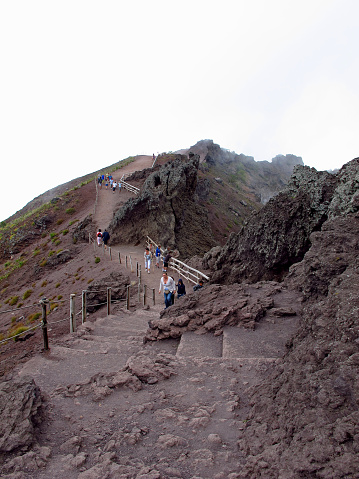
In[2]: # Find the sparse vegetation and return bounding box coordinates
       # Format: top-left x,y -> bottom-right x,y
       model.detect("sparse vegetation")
41,280 -> 47,288
62,229 -> 69,235
95,257 -> 101,264
28,312 -> 41,322
57,219 -> 64,225
39,258 -> 47,267
10,325 -> 29,341
66,207 -> 76,215
9,296 -> 19,306
55,282 -> 61,288
22,289 -> 33,300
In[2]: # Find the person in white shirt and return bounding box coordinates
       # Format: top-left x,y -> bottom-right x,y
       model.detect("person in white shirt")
159,272 -> 176,308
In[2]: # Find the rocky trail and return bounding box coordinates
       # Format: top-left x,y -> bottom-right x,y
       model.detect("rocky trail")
7,276 -> 300,478
2,155 -> 302,478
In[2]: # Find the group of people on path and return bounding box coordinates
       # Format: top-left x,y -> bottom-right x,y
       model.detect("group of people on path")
98,174 -> 122,193
94,233 -> 204,309
143,242 -> 204,309
96,229 -> 110,249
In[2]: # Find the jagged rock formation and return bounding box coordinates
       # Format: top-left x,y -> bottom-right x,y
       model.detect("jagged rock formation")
144,282 -> 296,342
211,165 -> 338,284
109,155 -> 216,257
227,159 -> 359,478
181,139 -> 304,204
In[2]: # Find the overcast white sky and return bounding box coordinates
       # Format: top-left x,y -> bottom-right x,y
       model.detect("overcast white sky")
1,0 -> 358,222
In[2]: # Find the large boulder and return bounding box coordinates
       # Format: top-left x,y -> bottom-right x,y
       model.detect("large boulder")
0,375 -> 43,453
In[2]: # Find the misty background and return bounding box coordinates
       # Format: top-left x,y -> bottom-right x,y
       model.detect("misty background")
1,0 -> 358,221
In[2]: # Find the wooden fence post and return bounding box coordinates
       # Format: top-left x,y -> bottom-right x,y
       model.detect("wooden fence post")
136,261 -> 139,277
152,288 -> 155,306
143,284 -> 147,306
126,285 -> 130,310
82,290 -> 86,324
109,247 -> 112,261
40,298 -> 49,350
125,255 -> 128,268
139,265 -> 141,285
138,282 -> 141,302
107,287 -> 111,316
70,294 -> 76,333
119,251 -> 121,263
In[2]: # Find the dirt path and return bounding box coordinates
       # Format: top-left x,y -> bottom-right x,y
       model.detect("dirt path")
93,155 -> 153,229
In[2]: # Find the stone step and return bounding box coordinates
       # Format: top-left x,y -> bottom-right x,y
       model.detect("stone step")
222,317 -> 298,359
176,331 -> 223,358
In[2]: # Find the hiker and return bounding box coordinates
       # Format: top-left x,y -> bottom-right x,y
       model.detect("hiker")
159,272 -> 176,308
163,249 -> 172,273
155,244 -> 161,268
112,180 -> 117,192
118,181 -> 122,192
193,279 -> 204,291
102,229 -> 110,250
144,247 -> 151,274
177,278 -> 186,298
98,176 -> 102,189
96,229 -> 103,247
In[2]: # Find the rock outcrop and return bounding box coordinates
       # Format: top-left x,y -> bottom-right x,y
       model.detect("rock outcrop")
211,165 -> 338,284
0,375 -> 43,453
144,282 -> 293,341
109,155 -> 216,257
232,159 -> 359,478
182,139 -> 304,204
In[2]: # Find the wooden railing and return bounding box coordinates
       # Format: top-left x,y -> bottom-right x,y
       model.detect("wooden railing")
145,236 -> 209,285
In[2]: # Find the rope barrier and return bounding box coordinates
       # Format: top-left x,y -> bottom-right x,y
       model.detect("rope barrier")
0,323 -> 41,345
0,303 -> 41,314
46,318 -> 68,325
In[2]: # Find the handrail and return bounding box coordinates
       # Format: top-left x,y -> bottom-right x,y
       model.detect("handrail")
120,178 -> 140,195
145,235 -> 209,284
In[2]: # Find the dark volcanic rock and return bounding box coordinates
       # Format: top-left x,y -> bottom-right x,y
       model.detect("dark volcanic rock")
211,165 -> 338,284
0,375 -> 43,453
235,159 -> 359,478
109,155 -> 216,257
72,215 -> 94,244
144,282 -> 285,341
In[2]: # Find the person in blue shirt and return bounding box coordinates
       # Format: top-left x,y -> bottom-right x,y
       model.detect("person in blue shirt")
155,244 -> 162,268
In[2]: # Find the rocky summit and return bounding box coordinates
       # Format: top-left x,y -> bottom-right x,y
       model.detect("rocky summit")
0,144 -> 358,478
